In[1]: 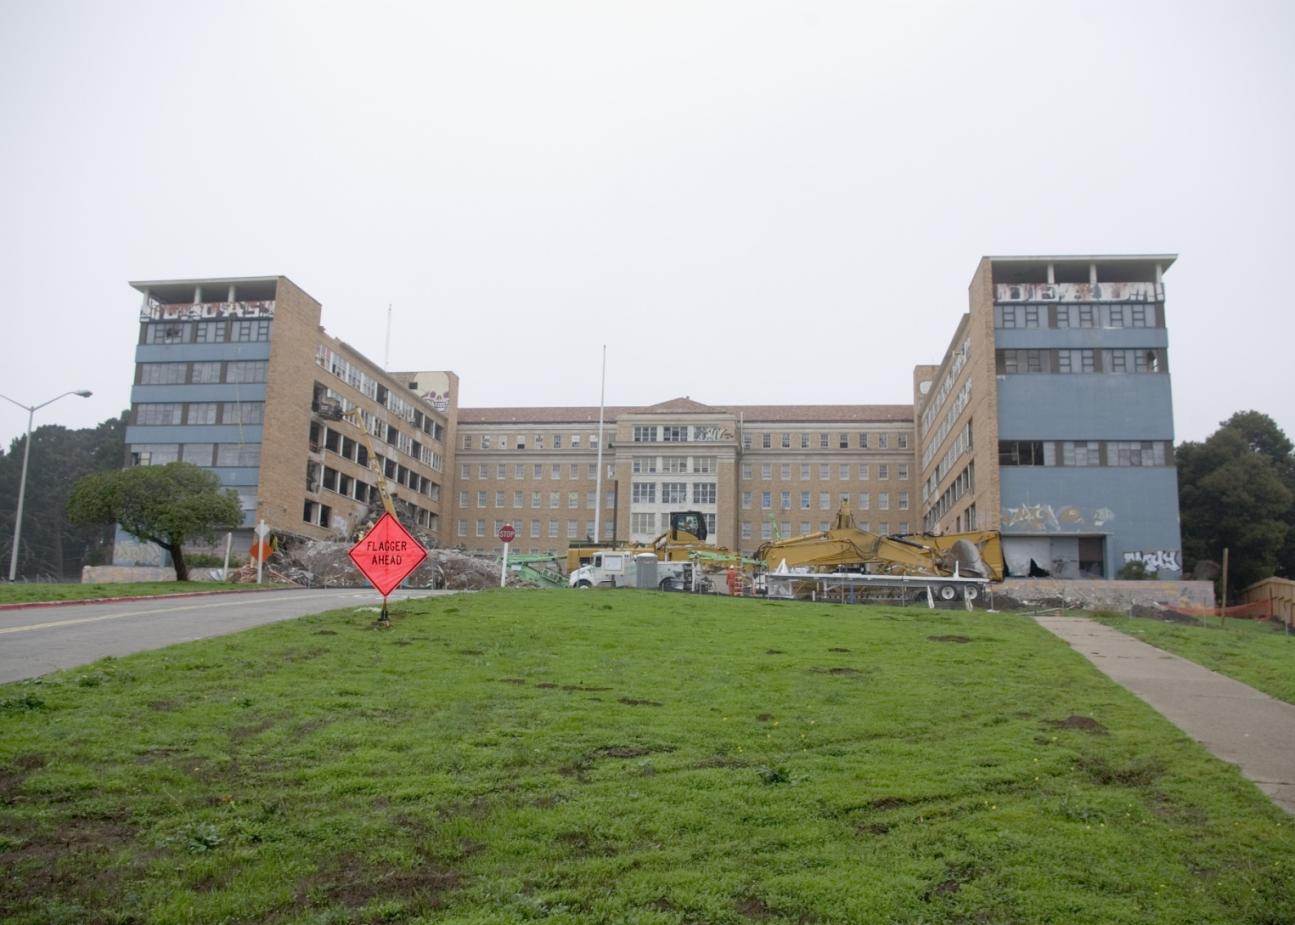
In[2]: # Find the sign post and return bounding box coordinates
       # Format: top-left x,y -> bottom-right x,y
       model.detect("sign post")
498,523 -> 516,588
348,513 -> 427,626
253,520 -> 271,584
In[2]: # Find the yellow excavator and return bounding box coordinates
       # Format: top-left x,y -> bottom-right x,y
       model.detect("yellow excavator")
755,504 -> 1004,581
564,511 -> 712,573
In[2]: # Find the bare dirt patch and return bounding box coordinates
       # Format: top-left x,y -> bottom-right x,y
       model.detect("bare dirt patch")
828,647 -> 851,653
618,698 -> 662,707
1045,715 -> 1108,735
458,649 -> 484,655
297,851 -> 463,912
1080,755 -> 1165,788
756,713 -> 774,722
560,684 -> 612,692
534,682 -> 559,689
765,649 -> 785,655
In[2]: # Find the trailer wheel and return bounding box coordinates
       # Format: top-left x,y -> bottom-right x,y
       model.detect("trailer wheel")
964,585 -> 980,602
938,584 -> 958,601
659,577 -> 680,592
575,580 -> 592,589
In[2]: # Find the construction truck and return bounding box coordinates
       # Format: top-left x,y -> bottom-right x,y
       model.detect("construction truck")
569,550 -> 697,591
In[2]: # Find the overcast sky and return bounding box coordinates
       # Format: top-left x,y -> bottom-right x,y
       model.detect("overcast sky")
2,1 -> 1292,450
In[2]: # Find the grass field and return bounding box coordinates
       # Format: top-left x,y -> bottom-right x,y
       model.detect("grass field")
2,591 -> 1293,924
1093,612 -> 1295,704
0,581 -> 274,605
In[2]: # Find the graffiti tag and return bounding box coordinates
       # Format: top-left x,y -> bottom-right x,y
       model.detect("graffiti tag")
1122,549 -> 1181,572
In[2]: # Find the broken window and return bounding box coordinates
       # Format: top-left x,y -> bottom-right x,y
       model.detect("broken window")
998,440 -> 1046,466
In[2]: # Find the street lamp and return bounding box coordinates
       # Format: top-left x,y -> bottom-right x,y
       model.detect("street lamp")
1,389 -> 93,581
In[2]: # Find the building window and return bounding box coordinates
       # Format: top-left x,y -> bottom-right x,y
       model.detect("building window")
497,463 -> 507,479
859,464 -> 869,480
761,463 -> 772,480
662,482 -> 687,504
631,482 -> 656,503
533,464 -> 543,478
548,520 -> 559,538
899,491 -> 909,511
898,433 -> 909,449
631,512 -> 657,534
191,361 -> 222,384
633,426 -> 658,443
857,433 -> 868,449
460,463 -> 470,479
780,433 -> 790,448
215,444 -> 260,466
858,492 -> 870,511
761,433 -> 772,449
819,433 -> 829,448
193,321 -> 225,343
761,522 -> 773,541
553,434 -> 563,449
838,464 -> 849,480
226,361 -> 268,383
878,434 -> 888,449
800,433 -> 810,449
515,464 -> 526,479
779,490 -> 791,510
146,322 -> 190,344
457,520 -> 467,538
567,491 -> 579,508
897,464 -> 909,481
1108,441 -> 1167,467
135,403 -> 182,425
742,433 -> 751,449
741,463 -> 752,480
800,464 -> 810,481
549,491 -> 560,508
761,491 -> 772,510
496,491 -> 507,507
129,443 -> 180,466
741,522 -> 752,540
567,520 -> 579,539
477,490 -> 487,507
877,464 -> 888,480
819,492 -> 830,510
998,440 -> 1047,466
662,457 -> 687,474
662,426 -> 689,442
693,483 -> 717,504
458,490 -> 469,507
181,443 -> 213,465
139,363 -> 187,385
742,491 -> 752,509
780,464 -> 791,480
550,464 -> 561,480
231,319 -> 271,342
476,520 -> 485,537
693,457 -> 716,474
1061,441 -> 1101,466
839,433 -> 849,449
800,491 -> 810,509
462,434 -> 473,449
1057,349 -> 1095,374
222,402 -> 264,425
531,520 -> 541,538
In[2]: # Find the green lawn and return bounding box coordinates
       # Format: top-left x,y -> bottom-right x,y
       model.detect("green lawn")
1093,613 -> 1295,704
2,591 -> 1292,924
0,581 -> 275,605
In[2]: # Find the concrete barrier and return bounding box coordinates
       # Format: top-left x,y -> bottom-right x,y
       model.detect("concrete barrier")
998,578 -> 1214,613
81,565 -> 177,584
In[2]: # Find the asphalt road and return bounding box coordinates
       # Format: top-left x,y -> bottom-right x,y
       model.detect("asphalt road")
0,588 -> 455,684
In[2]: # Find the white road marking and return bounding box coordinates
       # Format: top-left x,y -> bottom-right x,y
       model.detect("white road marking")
0,592 -> 375,636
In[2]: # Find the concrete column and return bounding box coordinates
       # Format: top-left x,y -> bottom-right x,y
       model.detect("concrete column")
1046,263 -> 1055,284
140,287 -> 150,309
193,285 -> 203,304
227,283 -> 236,302
1154,264 -> 1163,285
1088,263 -> 1098,286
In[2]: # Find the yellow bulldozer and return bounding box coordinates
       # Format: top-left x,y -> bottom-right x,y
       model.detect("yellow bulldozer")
755,504 -> 1004,581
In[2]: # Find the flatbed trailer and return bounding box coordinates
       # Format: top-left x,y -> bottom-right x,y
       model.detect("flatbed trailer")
762,571 -> 991,609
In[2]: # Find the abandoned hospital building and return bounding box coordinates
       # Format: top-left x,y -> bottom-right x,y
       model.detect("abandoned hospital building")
118,254 -> 1184,580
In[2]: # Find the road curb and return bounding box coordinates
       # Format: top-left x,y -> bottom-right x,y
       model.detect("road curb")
0,586 -> 301,612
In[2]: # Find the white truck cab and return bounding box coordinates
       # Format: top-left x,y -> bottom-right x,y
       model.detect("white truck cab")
569,551 -> 691,591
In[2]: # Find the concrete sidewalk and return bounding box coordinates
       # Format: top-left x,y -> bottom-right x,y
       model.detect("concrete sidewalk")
1037,615 -> 1295,816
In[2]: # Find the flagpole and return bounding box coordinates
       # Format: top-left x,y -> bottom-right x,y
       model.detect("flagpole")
593,345 -> 607,545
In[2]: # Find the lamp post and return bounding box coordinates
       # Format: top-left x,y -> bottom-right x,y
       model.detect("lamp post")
1,390 -> 93,581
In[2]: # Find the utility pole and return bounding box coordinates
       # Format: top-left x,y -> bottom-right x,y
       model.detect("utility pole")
593,345 -> 607,546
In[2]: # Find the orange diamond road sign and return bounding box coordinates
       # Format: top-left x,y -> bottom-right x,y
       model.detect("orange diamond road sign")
348,513 -> 427,598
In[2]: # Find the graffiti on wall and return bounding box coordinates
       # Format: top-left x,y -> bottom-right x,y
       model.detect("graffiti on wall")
994,282 -> 1160,303
140,299 -> 276,321
1122,549 -> 1182,573
1003,503 -> 1116,532
692,425 -> 733,442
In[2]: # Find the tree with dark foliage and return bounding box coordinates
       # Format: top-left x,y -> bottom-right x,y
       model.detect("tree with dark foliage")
67,462 -> 242,581
0,412 -> 128,579
1177,411 -> 1294,599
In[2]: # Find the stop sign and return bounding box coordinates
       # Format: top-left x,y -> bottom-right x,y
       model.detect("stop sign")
498,523 -> 516,543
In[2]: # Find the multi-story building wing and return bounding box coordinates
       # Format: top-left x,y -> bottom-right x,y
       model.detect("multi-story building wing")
454,398 -> 917,557
118,276 -> 455,564
914,255 -> 1182,579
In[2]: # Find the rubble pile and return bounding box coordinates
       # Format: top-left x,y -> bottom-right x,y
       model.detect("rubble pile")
231,527 -> 539,590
